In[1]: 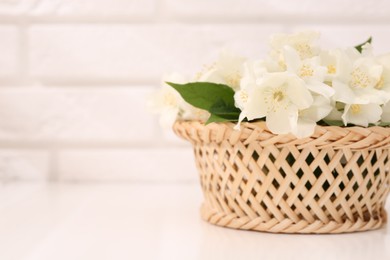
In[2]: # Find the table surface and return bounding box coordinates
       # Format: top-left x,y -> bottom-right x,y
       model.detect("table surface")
0,183 -> 388,260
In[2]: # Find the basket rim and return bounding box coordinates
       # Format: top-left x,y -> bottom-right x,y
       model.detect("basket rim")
173,120 -> 390,150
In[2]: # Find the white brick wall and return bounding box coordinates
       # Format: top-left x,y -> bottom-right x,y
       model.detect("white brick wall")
0,87 -> 155,143
31,0 -> 156,17
165,0 -> 390,20
0,149 -> 49,181
0,0 -> 156,18
1,0 -> 390,182
28,24 -> 281,82
0,26 -> 19,78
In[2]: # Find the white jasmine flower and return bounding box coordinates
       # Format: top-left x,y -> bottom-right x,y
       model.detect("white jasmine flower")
181,102 -> 210,122
293,95 -> 333,138
196,50 -> 246,91
149,73 -> 209,127
320,49 -> 346,82
260,56 -> 285,72
381,101 -> 390,123
235,72 -> 313,134
332,49 -> 390,105
270,31 -> 320,61
376,53 -> 390,94
234,61 -> 268,127
341,103 -> 382,127
283,46 -> 335,98
148,73 -> 186,128
324,108 -> 343,123
324,101 -> 343,122
374,53 -> 390,123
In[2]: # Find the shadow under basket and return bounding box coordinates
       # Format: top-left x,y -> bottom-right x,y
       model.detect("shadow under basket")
173,121 -> 390,234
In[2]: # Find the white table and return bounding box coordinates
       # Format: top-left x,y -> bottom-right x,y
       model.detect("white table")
0,183 -> 388,260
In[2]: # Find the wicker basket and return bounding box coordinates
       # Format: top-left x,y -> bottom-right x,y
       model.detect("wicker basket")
173,120 -> 390,234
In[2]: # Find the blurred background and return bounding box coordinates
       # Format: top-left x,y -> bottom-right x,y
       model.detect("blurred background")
0,0 -> 389,183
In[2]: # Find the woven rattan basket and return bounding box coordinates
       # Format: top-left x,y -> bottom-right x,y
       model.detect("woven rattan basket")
173,120 -> 390,234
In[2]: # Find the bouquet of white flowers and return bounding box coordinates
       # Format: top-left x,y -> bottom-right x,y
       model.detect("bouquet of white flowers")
150,31 -> 390,138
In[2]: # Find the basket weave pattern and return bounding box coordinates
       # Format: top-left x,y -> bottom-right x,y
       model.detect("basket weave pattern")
174,121 -> 390,234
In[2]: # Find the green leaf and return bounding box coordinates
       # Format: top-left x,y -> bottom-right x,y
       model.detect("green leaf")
166,81 -> 241,123
166,81 -> 236,110
205,114 -> 230,124
209,98 -> 241,120
355,37 -> 372,53
377,122 -> 390,127
322,119 -> 344,126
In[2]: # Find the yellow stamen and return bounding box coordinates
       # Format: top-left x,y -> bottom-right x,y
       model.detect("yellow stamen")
294,43 -> 312,59
350,68 -> 370,88
239,91 -> 248,103
194,62 -> 216,80
350,104 -> 361,115
327,65 -> 336,74
225,71 -> 241,88
300,65 -> 314,78
273,91 -> 284,102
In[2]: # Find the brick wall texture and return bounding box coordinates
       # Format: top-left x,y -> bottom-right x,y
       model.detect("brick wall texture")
0,0 -> 390,182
